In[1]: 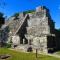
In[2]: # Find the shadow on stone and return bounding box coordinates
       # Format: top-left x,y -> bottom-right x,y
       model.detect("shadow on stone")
0,54 -> 11,59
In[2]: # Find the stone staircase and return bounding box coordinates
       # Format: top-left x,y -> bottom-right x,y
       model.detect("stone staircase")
8,14 -> 28,36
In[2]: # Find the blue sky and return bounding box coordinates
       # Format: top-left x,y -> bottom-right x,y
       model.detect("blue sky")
0,0 -> 60,29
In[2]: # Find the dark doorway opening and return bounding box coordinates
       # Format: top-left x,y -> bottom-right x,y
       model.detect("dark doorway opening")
27,47 -> 32,52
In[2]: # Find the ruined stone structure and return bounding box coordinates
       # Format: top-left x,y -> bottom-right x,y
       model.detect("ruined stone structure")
24,6 -> 55,53
0,6 -> 56,53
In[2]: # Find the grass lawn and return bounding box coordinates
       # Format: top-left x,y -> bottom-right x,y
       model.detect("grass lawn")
0,48 -> 60,60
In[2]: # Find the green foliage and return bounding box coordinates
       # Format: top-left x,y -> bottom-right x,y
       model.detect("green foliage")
56,28 -> 60,34
5,39 -> 12,48
0,12 -> 5,28
23,10 -> 35,14
13,13 -> 19,19
9,40 -> 12,44
57,29 -> 60,31
4,43 -> 11,48
0,12 -> 3,17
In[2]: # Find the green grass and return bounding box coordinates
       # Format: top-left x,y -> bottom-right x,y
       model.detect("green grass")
0,48 -> 60,60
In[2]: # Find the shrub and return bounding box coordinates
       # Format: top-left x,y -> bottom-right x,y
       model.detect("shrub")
4,43 -> 11,48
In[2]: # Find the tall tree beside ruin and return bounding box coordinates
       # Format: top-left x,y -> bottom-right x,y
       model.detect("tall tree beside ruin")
0,12 -> 5,28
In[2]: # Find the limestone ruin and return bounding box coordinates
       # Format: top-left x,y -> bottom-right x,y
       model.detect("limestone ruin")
0,6 -> 58,53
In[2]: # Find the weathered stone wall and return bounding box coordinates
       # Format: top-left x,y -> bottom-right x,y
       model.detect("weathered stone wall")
12,35 -> 20,45
25,6 -> 55,53
25,34 -> 48,53
27,17 -> 50,36
33,36 -> 47,52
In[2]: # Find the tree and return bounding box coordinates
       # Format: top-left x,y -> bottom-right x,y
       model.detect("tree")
13,13 -> 19,19
0,12 -> 5,28
57,29 -> 60,31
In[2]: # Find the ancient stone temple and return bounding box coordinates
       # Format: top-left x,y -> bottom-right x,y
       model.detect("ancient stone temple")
1,6 -> 56,53
24,6 -> 55,53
